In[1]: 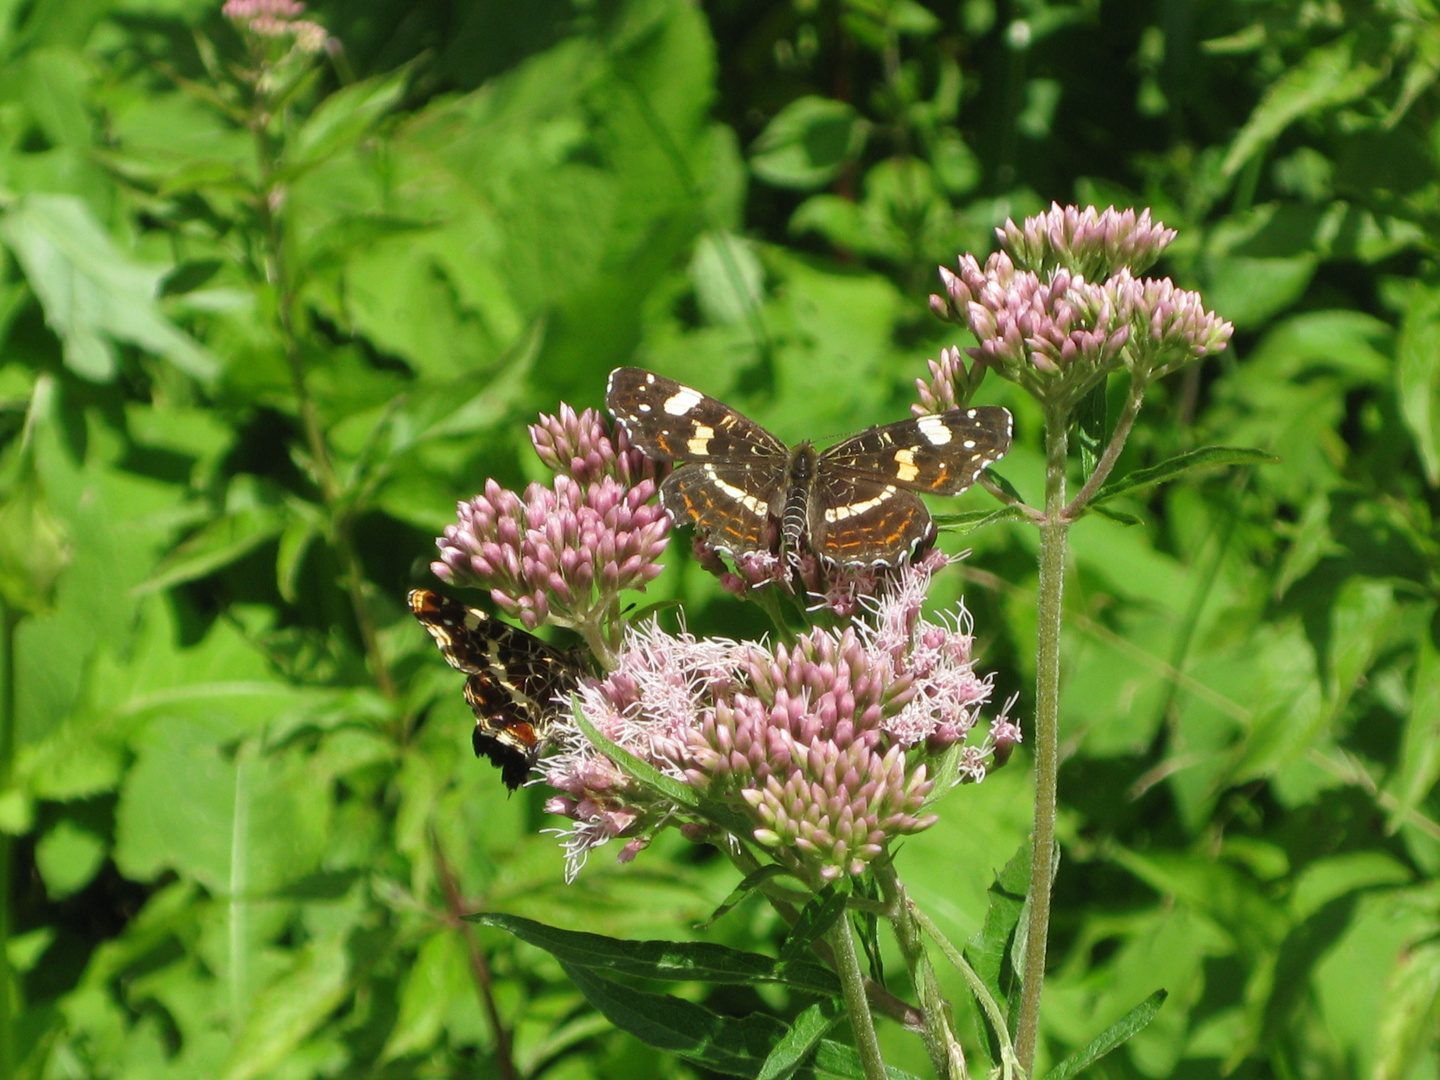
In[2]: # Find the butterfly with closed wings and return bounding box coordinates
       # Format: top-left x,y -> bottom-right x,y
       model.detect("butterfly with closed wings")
606,367 -> 1013,568
409,589 -> 583,791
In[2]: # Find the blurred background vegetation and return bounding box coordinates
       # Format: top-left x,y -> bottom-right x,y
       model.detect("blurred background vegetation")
0,0 -> 1437,1077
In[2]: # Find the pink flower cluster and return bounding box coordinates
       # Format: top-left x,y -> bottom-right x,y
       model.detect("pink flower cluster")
543,563 -> 1010,883
223,0 -> 327,53
996,203 -> 1177,281
923,204 -> 1232,410
431,408 -> 670,631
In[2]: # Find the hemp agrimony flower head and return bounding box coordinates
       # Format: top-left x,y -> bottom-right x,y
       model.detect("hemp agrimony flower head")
431,406 -> 670,654
223,0 -> 330,67
543,561 -> 1010,884
925,203 -> 1232,411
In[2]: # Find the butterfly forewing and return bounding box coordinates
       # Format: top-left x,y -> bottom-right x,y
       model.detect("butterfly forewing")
409,589 -> 579,791
819,408 -> 1014,494
607,367 -> 787,462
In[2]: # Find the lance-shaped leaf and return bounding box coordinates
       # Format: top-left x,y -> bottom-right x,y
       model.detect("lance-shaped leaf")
1041,989 -> 1167,1080
1091,447 -> 1277,505
471,912 -> 841,995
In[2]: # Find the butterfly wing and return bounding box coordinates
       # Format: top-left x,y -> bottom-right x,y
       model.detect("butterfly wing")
607,367 -> 787,463
820,406 -> 1013,495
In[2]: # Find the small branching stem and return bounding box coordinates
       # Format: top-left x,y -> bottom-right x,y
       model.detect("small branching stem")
874,861 -> 964,1080
1063,380 -> 1147,519
433,834 -> 517,1080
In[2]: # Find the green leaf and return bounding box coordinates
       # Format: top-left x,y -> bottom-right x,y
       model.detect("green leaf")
779,885 -> 847,962
756,998 -> 843,1080
933,504 -> 1031,533
1092,446 -> 1278,504
965,840 -> 1031,1024
692,230 -> 765,326
1370,940 -> 1440,1080
380,931 -> 471,1062
219,935 -> 351,1080
1274,493 -> 1341,598
34,819 -> 107,900
0,471 -> 72,614
570,698 -> 758,838
1221,35 -> 1383,179
809,1040 -> 926,1080
1323,578 -> 1396,725
751,97 -> 868,190
115,717 -> 330,896
471,912 -> 842,995
1088,503 -> 1145,526
699,865 -> 809,928
1040,989 -> 1168,1080
562,961 -> 789,1074
1076,381 -> 1107,480
287,64 -> 412,172
134,503 -> 286,595
1386,626 -> 1440,833
569,698 -> 703,811
0,195 -> 220,381
1397,280 -> 1440,486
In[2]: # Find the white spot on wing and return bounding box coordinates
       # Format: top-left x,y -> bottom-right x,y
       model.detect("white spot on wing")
917,414 -> 952,446
704,465 -> 770,516
687,424 -> 715,455
824,486 -> 898,522
664,388 -> 704,415
893,448 -> 919,483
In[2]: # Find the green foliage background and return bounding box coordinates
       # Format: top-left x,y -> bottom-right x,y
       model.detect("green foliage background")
0,0 -> 1437,1077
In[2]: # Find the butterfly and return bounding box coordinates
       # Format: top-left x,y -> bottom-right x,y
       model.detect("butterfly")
409,589 -> 582,790
606,367 -> 1013,567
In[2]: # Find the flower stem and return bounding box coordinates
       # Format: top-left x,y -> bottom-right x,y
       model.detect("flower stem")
1015,403 -> 1070,1073
433,832 -> 517,1080
829,911 -> 888,1080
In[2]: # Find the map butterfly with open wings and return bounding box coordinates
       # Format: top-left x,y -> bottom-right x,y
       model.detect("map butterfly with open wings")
606,367 -> 1013,568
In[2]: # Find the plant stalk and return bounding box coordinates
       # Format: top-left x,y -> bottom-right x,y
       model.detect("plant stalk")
1014,403 -> 1070,1073
433,833 -> 517,1080
829,911 -> 889,1080
1063,380 -> 1147,518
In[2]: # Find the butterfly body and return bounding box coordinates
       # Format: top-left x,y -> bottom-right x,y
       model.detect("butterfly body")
607,367 -> 1013,567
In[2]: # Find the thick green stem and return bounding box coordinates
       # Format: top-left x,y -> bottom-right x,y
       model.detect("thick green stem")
0,602 -> 17,1080
829,913 -> 888,1080
1015,405 -> 1070,1073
